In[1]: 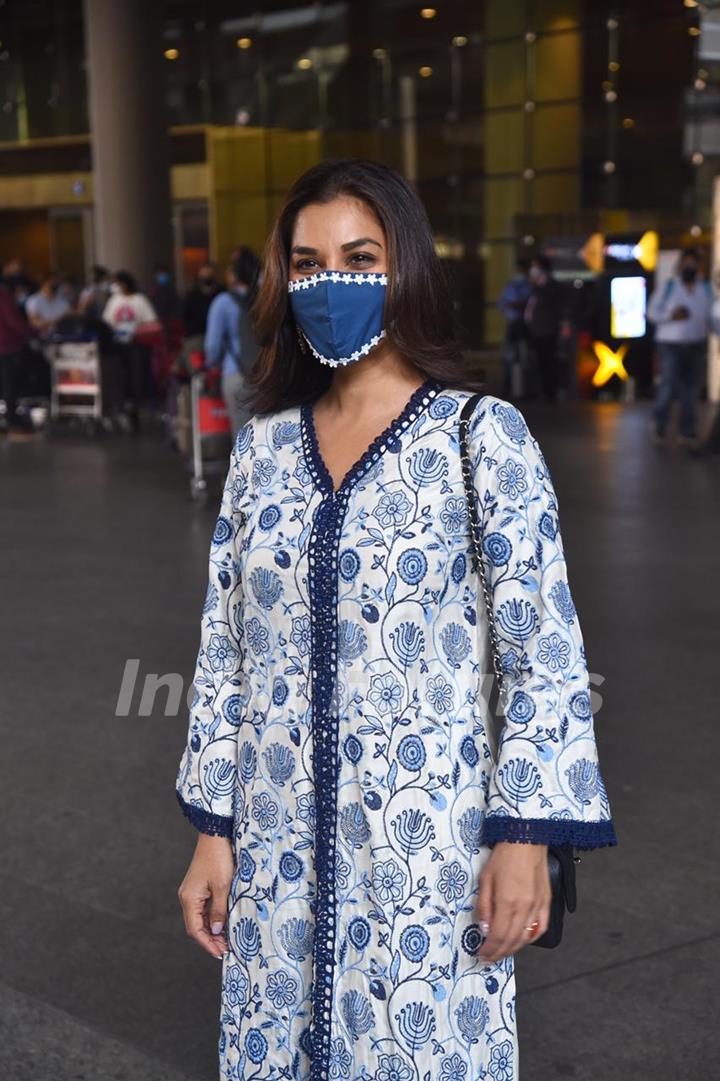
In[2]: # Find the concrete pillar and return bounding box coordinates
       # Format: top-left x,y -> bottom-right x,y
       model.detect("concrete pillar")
83,0 -> 173,288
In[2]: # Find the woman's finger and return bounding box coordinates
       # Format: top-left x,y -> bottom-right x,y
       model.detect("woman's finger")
479,896 -> 516,961
179,881 -> 227,959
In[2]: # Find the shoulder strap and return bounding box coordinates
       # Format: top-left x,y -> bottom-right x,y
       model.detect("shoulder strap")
458,394 -> 506,705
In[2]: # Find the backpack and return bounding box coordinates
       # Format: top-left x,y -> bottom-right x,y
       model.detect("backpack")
229,292 -> 260,375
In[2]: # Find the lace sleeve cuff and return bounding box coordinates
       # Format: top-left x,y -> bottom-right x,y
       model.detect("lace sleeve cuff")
176,790 -> 234,838
482,815 -> 618,850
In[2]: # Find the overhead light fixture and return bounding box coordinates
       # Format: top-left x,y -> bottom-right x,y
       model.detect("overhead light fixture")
524,100 -> 536,112
603,160 -> 616,174
690,224 -> 702,237
605,90 -> 618,103
609,60 -> 620,72
692,151 -> 705,165
372,47 -> 387,59
684,0 -> 699,7
607,17 -> 619,30
523,168 -> 535,180
695,77 -> 707,89
525,31 -> 537,43
622,116 -> 635,128
419,65 -> 433,77
452,35 -> 468,47
420,8 -> 437,19
688,26 -> 701,36
236,37 -> 252,49
164,48 -> 179,60
297,56 -> 313,70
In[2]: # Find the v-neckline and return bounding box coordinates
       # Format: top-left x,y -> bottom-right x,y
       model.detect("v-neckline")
300,377 -> 443,499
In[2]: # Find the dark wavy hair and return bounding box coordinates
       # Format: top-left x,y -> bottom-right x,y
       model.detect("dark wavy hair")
249,158 -> 468,414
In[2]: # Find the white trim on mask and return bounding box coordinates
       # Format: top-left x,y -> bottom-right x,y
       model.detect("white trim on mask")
302,328 -> 387,367
288,271 -> 388,293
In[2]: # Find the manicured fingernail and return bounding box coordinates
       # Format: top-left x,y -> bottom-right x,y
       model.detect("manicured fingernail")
211,922 -> 224,935
479,921 -> 490,935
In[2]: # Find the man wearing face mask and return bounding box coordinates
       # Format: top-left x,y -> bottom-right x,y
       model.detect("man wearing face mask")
523,255 -> 563,402
647,248 -> 713,449
204,249 -> 261,436
25,272 -> 71,340
182,263 -> 221,343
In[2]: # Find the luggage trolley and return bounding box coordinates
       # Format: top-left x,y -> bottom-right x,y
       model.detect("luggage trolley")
187,353 -> 233,503
48,337 -> 103,432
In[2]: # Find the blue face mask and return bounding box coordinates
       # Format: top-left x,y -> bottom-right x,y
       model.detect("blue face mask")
288,271 -> 387,367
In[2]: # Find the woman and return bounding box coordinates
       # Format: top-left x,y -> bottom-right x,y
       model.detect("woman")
176,159 -> 616,1081
102,270 -> 159,432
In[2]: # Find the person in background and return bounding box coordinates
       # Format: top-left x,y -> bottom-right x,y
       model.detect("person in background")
103,271 -> 159,433
0,278 -> 33,434
498,257 -> 531,399
182,262 -> 221,345
1,258 -> 37,308
78,265 -> 111,320
150,262 -> 181,324
523,254 -> 563,403
204,248 -> 261,436
25,272 -> 71,339
647,247 -> 712,450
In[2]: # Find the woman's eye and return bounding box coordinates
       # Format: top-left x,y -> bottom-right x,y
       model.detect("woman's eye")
295,259 -> 318,272
349,252 -> 375,266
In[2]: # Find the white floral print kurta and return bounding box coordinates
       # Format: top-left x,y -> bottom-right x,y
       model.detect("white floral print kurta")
176,380 -> 616,1081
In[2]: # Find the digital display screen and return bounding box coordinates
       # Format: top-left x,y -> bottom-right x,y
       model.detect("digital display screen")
610,275 -> 647,339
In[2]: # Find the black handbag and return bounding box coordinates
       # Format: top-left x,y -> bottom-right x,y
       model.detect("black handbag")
458,393 -> 578,949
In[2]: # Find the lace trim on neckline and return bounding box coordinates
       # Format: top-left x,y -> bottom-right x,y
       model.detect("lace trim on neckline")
300,377 -> 443,499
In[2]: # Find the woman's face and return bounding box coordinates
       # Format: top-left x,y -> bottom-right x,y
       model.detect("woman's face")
289,195 -> 387,282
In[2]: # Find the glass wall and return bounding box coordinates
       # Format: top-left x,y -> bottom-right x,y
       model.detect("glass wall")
0,0 -> 710,345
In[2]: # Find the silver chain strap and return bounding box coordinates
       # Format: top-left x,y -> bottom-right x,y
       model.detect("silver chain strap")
458,394 -> 506,710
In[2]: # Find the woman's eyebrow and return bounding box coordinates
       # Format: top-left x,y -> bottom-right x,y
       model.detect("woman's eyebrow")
290,245 -> 318,255
341,237 -> 383,252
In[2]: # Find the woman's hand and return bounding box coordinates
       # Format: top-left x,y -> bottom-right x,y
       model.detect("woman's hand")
178,833 -> 234,959
476,842 -> 551,963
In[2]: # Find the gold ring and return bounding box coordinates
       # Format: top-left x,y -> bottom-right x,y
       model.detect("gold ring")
525,920 -> 540,937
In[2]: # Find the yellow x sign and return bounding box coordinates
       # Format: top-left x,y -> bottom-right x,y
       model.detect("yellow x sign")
592,341 -> 629,386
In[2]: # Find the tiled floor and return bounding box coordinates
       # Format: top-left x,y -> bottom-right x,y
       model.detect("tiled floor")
1,397 -> 718,1081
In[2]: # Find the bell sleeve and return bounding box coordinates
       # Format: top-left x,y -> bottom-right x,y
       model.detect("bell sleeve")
468,396 -> 617,850
175,422 -> 255,836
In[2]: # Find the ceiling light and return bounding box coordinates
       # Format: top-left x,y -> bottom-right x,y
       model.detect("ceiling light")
605,90 -> 618,102
372,47 -> 387,59
622,117 -> 635,128
419,65 -> 433,77
297,57 -> 313,70
452,35 -> 468,47
603,160 -> 616,174
236,37 -> 252,49
688,26 -> 701,36
164,48 -> 179,60
420,7 -> 437,18
692,151 -> 704,164
609,60 -> 620,72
